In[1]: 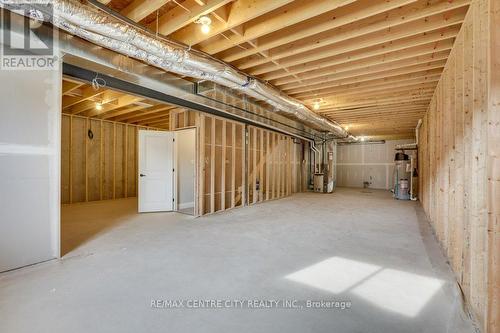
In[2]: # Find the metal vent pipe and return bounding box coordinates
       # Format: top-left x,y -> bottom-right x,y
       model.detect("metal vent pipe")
0,0 -> 353,139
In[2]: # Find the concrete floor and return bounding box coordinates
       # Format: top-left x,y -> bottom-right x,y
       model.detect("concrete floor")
0,188 -> 476,333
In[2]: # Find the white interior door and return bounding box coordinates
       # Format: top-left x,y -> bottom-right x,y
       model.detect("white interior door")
138,130 -> 174,212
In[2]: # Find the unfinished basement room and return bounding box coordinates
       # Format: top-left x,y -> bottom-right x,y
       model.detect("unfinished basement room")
0,0 -> 498,332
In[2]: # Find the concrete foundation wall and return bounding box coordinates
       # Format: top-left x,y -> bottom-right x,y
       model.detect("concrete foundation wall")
336,139 -> 413,190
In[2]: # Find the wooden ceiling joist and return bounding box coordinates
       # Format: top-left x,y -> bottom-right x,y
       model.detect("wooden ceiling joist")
332,110 -> 427,121
271,42 -> 453,87
131,111 -> 174,124
331,113 -> 427,122
136,115 -> 171,126
62,80 -> 84,95
61,79 -> 179,129
233,1 -> 469,70
296,72 -> 442,99
303,75 -> 440,101
319,96 -> 434,113
148,0 -> 233,37
199,0 -> 358,55
121,0 -> 172,22
85,95 -> 144,118
218,0 -> 421,62
167,0 -> 294,46
316,83 -> 438,106
98,105 -> 150,120
114,105 -> 175,123
261,28 -> 458,82
99,0 -> 471,138
62,86 -> 107,109
285,59 -> 447,95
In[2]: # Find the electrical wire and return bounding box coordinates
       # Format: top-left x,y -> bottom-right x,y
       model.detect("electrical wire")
91,73 -> 106,90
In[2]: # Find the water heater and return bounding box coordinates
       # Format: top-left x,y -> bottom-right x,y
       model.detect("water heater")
393,153 -> 411,200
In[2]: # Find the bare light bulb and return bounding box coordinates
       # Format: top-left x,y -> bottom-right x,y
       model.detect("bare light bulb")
313,102 -> 320,110
201,24 -> 210,34
95,102 -> 103,111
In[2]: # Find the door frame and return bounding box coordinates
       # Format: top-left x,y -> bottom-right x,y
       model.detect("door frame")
173,127 -> 198,216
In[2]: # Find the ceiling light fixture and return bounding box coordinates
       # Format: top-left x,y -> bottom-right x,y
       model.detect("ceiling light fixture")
201,24 -> 210,34
313,101 -> 320,110
95,102 -> 103,111
196,16 -> 212,34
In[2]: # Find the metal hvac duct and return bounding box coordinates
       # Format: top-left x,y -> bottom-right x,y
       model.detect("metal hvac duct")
0,0 -> 352,139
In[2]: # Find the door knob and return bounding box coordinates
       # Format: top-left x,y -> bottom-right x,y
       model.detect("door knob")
140,174 -> 146,177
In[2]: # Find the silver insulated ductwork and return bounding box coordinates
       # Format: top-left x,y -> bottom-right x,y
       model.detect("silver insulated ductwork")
0,0 -> 353,139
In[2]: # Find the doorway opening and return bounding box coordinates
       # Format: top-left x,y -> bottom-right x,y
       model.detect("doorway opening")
60,76 -> 197,256
174,128 -> 197,215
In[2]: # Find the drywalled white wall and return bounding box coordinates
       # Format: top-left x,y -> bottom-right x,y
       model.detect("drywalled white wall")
0,68 -> 62,271
336,139 -> 413,190
175,128 -> 196,210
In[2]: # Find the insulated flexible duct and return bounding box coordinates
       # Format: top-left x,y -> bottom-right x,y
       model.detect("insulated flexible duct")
0,0 -> 353,138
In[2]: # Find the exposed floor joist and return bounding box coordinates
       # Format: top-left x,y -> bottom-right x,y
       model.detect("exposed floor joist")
101,0 -> 471,138
61,78 -> 185,129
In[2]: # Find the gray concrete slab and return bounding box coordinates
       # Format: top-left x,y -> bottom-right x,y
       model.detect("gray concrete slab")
0,188 -> 477,333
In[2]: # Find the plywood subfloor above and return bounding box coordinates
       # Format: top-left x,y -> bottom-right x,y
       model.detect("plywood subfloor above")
99,0 -> 471,139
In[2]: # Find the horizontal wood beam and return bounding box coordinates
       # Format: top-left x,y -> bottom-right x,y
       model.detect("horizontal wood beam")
98,105 -> 149,120
285,59 -> 447,95
260,27 -> 458,82
295,70 -> 443,100
131,110 -> 174,124
236,5 -> 468,71
167,0 -> 293,46
326,101 -> 429,111
282,53 -> 449,94
221,0 -> 420,62
148,0 -> 233,36
314,83 -> 438,104
85,95 -> 143,118
62,86 -> 106,109
272,41 -> 453,87
319,95 -> 433,111
320,89 -> 436,108
62,80 -> 84,95
331,112 -> 427,122
114,105 -> 175,122
121,0 -> 171,22
323,104 -> 429,115
136,116 -> 171,126
200,0 -> 358,54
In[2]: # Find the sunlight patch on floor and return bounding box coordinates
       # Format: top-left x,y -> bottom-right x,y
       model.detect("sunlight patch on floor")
285,256 -> 444,317
351,268 -> 444,317
285,257 -> 381,294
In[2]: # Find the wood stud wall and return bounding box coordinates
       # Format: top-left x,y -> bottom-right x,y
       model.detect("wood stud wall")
199,114 -> 245,215
418,1 -> 499,331
247,126 -> 303,204
62,106 -> 306,215
165,109 -> 307,216
61,114 -> 161,204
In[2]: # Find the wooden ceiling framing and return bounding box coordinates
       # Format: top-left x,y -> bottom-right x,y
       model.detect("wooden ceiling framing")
62,77 -> 179,129
100,0 -> 471,139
